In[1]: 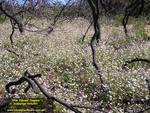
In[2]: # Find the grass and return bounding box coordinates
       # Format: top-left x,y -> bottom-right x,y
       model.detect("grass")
0,15 -> 7,23
134,21 -> 149,40
114,13 -> 124,26
0,18 -> 150,112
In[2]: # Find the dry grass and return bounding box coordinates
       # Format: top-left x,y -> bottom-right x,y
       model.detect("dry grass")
0,18 -> 150,112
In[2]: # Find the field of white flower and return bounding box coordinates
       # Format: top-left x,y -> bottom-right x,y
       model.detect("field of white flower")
0,17 -> 150,112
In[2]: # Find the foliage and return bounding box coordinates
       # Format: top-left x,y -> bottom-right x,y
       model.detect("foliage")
0,14 -> 7,23
114,13 -> 124,26
134,21 -> 149,40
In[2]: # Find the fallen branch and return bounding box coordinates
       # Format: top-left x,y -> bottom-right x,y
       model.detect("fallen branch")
122,58 -> 150,69
5,71 -> 82,113
122,58 -> 150,112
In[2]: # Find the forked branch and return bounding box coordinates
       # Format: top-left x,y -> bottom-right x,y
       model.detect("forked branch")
5,71 -> 82,113
122,0 -> 145,35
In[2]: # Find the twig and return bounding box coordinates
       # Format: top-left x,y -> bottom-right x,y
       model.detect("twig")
53,0 -> 72,25
0,1 -> 23,33
9,19 -> 15,47
6,48 -> 19,57
122,0 -> 145,35
82,20 -> 93,42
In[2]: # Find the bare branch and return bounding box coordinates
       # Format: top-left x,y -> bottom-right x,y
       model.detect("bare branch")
122,58 -> 150,69
122,0 -> 145,35
9,19 -> 15,47
0,1 -> 23,33
82,20 -> 93,42
5,71 -> 82,113
53,0 -> 72,25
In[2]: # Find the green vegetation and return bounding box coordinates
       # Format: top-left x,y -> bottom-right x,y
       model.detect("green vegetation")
134,21 -> 149,40
0,15 -> 150,112
0,14 -> 7,23
114,13 -> 124,26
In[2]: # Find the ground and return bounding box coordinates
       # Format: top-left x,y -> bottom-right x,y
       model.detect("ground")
0,17 -> 150,112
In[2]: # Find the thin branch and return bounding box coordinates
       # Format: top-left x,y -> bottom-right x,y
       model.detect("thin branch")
0,1 -> 23,33
122,58 -> 150,69
145,78 -> 150,95
9,19 -> 15,47
82,20 -> 93,42
6,48 -> 20,57
122,0 -> 145,35
53,0 -> 72,25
